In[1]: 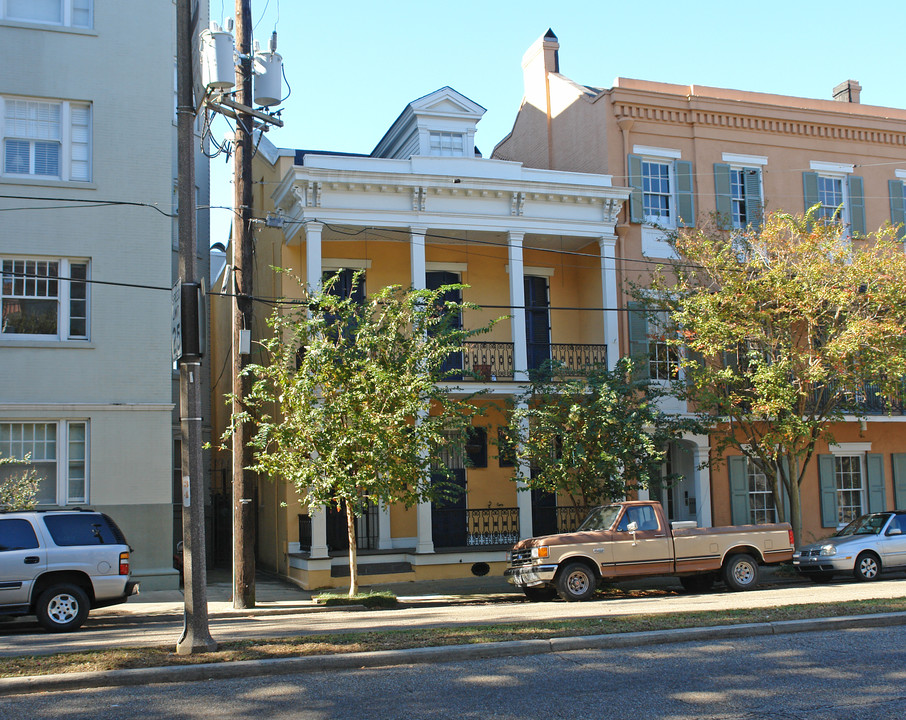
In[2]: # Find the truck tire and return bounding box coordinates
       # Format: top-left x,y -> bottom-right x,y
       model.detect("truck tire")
35,583 -> 90,632
523,586 -> 558,602
679,574 -> 715,593
556,562 -> 597,601
723,553 -> 759,591
853,551 -> 881,581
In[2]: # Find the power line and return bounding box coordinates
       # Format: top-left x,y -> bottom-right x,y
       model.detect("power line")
0,194 -> 175,217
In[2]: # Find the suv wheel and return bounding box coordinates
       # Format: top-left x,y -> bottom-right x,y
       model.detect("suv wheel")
36,584 -> 90,632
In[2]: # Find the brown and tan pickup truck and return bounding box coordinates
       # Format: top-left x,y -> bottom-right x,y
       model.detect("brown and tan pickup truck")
504,500 -> 794,601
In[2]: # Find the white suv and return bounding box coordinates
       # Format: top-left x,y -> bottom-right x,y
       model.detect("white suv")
0,510 -> 138,632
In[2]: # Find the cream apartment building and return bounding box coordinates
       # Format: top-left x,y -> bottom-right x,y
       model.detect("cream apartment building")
0,1 -> 210,589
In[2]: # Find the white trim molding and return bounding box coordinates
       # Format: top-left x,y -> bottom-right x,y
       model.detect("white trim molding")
810,161 -> 854,175
722,153 -> 768,166
828,442 -> 872,456
633,145 -> 682,159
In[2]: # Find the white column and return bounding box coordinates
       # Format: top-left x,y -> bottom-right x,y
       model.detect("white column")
515,405 -> 533,538
377,500 -> 393,550
411,227 -> 434,552
598,235 -> 619,370
410,226 -> 427,290
304,221 -> 323,293
689,434 -> 712,528
309,508 -> 329,559
508,232 -> 528,381
303,222 -> 327,558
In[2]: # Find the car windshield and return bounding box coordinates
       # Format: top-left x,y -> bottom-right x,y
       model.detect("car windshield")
834,513 -> 892,537
577,505 -> 621,532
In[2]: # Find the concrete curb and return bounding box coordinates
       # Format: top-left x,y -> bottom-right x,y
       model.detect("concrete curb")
2,611 -> 904,697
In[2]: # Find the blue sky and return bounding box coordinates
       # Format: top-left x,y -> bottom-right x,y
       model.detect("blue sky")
207,0 -> 905,245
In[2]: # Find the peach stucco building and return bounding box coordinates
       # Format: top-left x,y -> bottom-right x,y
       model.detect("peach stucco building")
494,30 -> 906,547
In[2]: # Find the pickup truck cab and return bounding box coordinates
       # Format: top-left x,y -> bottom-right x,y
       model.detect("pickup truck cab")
0,509 -> 138,631
505,500 -> 794,601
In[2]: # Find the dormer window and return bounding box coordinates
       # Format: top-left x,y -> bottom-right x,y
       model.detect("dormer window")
429,132 -> 465,157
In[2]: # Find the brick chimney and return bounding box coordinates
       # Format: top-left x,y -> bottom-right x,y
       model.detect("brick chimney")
833,79 -> 862,103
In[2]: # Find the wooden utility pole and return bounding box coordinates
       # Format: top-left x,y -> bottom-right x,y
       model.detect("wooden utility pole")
231,0 -> 256,609
175,0 -> 217,654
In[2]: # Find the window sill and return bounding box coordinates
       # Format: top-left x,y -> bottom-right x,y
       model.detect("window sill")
0,20 -> 97,36
0,176 -> 96,190
0,339 -> 95,349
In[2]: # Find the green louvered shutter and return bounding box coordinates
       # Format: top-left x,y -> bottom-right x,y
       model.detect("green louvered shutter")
866,453 -> 886,512
675,160 -> 695,227
713,163 -> 732,229
818,454 -> 838,527
889,180 -> 906,241
627,301 -> 650,379
803,172 -> 820,216
779,457 -> 792,523
728,456 -> 750,525
848,175 -> 866,237
892,453 -> 906,509
628,154 -> 644,223
744,168 -> 763,230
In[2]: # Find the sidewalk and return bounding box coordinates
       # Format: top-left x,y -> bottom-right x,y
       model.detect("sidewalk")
94,570 -> 524,620
95,566 -> 797,620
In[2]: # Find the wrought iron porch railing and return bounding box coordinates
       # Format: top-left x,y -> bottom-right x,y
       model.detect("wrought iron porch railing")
432,506 -> 520,547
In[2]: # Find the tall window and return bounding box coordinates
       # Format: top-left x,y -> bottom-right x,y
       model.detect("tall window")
2,0 -> 92,28
429,132 -> 465,157
817,175 -> 844,222
0,421 -> 87,505
747,461 -> 777,524
2,96 -> 91,181
835,455 -> 864,525
1,258 -> 89,339
641,161 -> 671,221
649,332 -> 679,381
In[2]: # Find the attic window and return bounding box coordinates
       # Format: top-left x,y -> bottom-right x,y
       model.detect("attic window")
429,132 -> 465,157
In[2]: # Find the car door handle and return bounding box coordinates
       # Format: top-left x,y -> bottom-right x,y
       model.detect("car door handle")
24,556 -> 40,564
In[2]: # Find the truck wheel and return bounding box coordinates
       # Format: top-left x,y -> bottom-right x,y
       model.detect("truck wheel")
853,552 -> 881,581
35,584 -> 90,632
556,562 -> 597,601
723,553 -> 759,591
523,586 -> 558,602
679,574 -> 715,593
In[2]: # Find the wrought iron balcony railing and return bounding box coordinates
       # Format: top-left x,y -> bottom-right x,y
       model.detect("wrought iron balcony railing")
459,342 -> 607,381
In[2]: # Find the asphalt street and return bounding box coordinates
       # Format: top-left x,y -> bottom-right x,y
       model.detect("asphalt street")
1,623 -> 904,719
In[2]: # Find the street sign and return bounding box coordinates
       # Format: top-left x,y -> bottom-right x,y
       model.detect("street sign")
172,279 -> 183,362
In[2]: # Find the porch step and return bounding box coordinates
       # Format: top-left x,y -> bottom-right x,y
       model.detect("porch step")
330,561 -> 414,578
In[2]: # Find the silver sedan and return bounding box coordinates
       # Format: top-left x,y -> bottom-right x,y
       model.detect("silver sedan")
793,511 -> 906,582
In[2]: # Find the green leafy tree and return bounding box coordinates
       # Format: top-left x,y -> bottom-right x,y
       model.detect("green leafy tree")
241,274 -> 492,595
0,454 -> 40,510
648,211 -> 906,546
507,358 -> 702,508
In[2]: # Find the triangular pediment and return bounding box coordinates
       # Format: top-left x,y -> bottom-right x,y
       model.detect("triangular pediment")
409,87 -> 486,120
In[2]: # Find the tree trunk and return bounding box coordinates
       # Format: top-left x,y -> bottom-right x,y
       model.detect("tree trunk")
790,458 -> 803,549
346,502 -> 358,597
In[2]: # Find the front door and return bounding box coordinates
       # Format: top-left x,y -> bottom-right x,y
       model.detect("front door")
431,469 -> 467,547
530,487 -> 557,537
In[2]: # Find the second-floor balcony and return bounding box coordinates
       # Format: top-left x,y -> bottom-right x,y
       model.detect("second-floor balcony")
456,341 -> 607,382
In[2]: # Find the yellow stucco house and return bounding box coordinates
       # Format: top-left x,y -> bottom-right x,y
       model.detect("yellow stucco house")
210,86 -> 635,588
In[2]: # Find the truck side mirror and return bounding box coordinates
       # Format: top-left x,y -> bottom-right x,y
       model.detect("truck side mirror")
627,521 -> 638,545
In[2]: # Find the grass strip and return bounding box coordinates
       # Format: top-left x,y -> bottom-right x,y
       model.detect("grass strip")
2,596 -> 905,679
